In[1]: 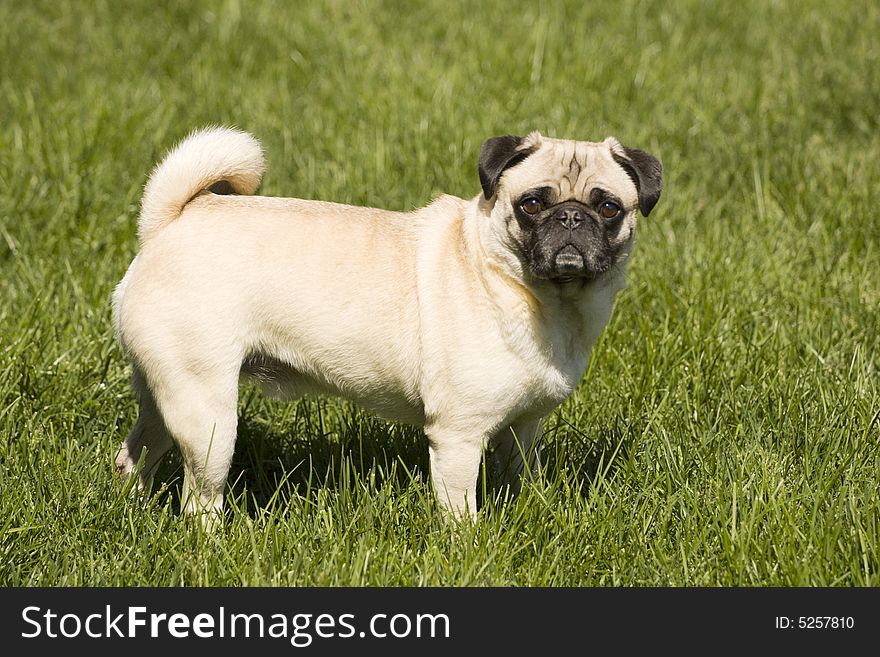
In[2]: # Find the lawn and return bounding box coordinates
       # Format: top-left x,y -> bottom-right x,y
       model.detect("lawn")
0,0 -> 878,586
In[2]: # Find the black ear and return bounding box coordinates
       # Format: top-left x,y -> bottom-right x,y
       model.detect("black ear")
478,135 -> 536,200
612,145 -> 662,216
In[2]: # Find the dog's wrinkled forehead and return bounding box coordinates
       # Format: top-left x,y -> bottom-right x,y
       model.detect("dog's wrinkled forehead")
502,133 -> 639,207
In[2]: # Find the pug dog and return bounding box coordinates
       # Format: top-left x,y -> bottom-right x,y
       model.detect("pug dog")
113,127 -> 661,523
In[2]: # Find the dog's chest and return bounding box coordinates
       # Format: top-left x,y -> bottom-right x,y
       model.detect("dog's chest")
506,282 -> 619,415
521,334 -> 594,415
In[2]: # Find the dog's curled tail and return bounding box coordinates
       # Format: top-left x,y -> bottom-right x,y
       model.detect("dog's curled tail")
138,126 -> 265,244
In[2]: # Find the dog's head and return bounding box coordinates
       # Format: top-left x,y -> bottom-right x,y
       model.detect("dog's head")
478,132 -> 661,283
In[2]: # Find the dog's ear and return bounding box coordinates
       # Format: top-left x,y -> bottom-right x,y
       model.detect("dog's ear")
478,135 -> 537,200
612,145 -> 662,217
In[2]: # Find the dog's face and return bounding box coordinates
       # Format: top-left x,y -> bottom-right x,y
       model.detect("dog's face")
478,133 -> 662,283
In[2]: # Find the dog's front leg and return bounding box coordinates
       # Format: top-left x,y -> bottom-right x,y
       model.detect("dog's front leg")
426,426 -> 485,519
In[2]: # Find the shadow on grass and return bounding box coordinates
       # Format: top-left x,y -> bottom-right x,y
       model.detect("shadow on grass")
150,405 -> 430,516
542,415 -> 639,494
147,404 -> 637,515
231,412 -> 431,511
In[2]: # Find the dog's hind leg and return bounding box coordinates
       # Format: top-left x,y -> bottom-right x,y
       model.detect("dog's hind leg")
115,366 -> 174,491
147,361 -> 240,529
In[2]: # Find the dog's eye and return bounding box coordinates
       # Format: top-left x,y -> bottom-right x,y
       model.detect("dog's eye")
599,201 -> 621,219
520,197 -> 543,215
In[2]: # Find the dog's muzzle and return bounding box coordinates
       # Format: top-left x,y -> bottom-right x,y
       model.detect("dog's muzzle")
547,203 -> 610,280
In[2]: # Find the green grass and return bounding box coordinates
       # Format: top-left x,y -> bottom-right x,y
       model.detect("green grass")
1,0 -> 878,586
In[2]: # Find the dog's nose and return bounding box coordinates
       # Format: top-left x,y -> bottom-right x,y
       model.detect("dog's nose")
554,207 -> 583,230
